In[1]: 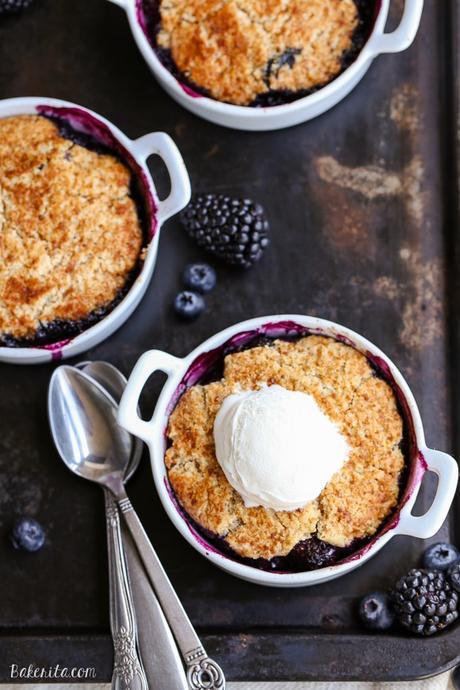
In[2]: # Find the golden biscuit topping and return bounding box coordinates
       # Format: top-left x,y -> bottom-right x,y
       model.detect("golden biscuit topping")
157,0 -> 359,105
0,115 -> 143,341
166,336 -> 405,560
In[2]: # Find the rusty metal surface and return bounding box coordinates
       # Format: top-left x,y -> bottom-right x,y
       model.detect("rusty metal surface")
0,0 -> 458,682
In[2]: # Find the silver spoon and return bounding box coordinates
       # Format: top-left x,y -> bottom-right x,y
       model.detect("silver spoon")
75,361 -> 143,480
77,361 -> 187,690
50,364 -> 146,690
49,366 -> 225,690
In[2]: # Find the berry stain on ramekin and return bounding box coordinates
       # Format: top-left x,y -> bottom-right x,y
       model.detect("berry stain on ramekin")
37,105 -> 157,239
162,320 -> 421,574
1,105 -> 158,352
135,0 -> 381,108
41,339 -> 72,361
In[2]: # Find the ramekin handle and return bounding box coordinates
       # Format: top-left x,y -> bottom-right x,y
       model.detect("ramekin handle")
397,449 -> 458,539
118,350 -> 182,444
132,132 -> 191,223
370,0 -> 424,55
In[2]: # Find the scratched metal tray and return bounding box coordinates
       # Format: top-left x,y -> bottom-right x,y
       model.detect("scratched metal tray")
0,0 -> 459,682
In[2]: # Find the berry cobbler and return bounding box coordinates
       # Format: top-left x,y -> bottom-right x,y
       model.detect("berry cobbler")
138,0 -> 376,106
0,115 -> 145,347
165,334 -> 407,572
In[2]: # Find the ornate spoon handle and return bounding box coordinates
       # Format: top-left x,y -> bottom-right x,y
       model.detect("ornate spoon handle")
121,522 -> 188,690
118,494 -> 225,690
105,490 -> 148,690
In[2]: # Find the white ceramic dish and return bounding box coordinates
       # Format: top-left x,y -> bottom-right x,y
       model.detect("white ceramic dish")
0,97 -> 190,365
109,0 -> 424,131
118,314 -> 458,588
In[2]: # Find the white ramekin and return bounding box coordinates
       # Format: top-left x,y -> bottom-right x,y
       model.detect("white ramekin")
118,315 -> 458,588
0,97 -> 191,365
109,0 -> 424,131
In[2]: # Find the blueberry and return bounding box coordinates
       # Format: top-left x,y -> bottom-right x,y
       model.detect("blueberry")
358,592 -> 395,631
183,263 -> 216,294
423,542 -> 460,571
173,291 -> 204,320
11,517 -> 45,552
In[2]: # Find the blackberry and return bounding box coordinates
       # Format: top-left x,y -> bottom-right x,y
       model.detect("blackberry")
0,0 -> 34,14
448,563 -> 460,593
391,569 -> 458,636
180,194 -> 269,268
287,536 -> 338,570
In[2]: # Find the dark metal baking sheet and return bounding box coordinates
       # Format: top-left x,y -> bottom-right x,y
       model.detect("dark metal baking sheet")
0,0 -> 459,682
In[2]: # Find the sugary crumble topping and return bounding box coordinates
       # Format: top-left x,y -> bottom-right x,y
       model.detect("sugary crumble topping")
157,0 -> 359,105
0,115 -> 143,341
166,336 -> 405,560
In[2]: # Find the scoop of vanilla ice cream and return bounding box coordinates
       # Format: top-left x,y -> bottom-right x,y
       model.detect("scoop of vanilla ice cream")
213,384 -> 349,512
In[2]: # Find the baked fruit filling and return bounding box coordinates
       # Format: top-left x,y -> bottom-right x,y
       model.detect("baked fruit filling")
166,335 -> 407,572
0,115 -> 145,347
140,0 -> 376,106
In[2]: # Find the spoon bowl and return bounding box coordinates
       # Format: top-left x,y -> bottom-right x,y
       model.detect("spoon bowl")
76,360 -> 143,482
48,366 -> 132,489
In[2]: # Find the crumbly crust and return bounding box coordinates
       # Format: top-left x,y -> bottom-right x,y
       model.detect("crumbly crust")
157,0 -> 359,105
166,336 -> 405,560
0,115 -> 143,340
